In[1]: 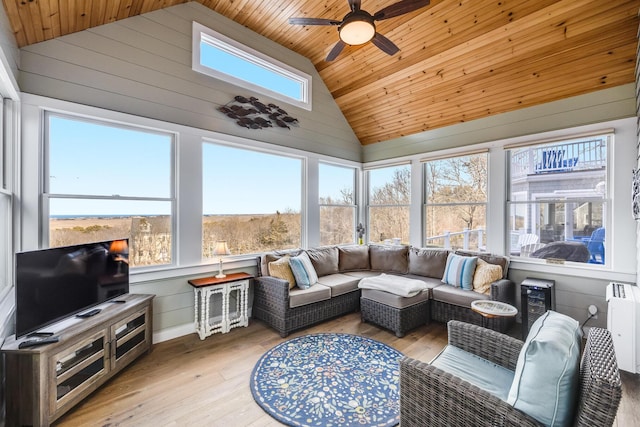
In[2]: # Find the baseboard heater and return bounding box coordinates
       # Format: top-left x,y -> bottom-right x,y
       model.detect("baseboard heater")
606,282 -> 640,373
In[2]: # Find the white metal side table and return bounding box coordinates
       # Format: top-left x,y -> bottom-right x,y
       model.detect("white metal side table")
471,300 -> 518,328
188,272 -> 252,340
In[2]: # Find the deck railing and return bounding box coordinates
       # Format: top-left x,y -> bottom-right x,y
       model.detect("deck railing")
425,228 -> 484,251
511,138 -> 606,179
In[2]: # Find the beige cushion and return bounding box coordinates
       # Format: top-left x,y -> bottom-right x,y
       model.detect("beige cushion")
473,258 -> 503,294
408,247 -> 450,278
306,246 -> 339,277
262,249 -> 303,276
338,245 -> 370,271
369,244 -> 409,273
361,288 -> 430,309
289,283 -> 331,308
432,284 -> 490,307
268,256 -> 296,289
404,274 -> 443,292
317,273 -> 360,297
455,250 -> 509,279
343,271 -> 381,279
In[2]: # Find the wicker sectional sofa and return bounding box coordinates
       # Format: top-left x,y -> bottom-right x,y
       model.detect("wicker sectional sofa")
253,244 -> 515,337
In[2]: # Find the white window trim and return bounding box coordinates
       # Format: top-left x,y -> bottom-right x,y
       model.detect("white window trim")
42,111 -> 177,271
503,134 -> 615,270
202,137 -> 308,253
422,152 -> 489,250
319,161 -> 358,245
192,22 -> 312,111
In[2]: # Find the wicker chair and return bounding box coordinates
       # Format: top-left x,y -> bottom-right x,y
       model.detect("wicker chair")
399,321 -> 622,427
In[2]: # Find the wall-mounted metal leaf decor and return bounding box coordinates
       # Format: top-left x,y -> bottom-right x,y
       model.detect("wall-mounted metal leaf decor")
218,96 -> 299,130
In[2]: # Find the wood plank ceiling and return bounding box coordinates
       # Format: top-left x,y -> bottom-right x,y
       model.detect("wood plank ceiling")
2,0 -> 639,145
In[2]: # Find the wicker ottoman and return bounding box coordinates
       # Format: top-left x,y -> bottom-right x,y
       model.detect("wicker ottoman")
361,289 -> 430,337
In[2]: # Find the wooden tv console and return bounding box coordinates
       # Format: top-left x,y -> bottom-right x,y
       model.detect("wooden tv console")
1,293 -> 154,427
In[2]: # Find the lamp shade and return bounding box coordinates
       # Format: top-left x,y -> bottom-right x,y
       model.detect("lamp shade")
213,241 -> 231,256
109,239 -> 129,254
339,18 -> 375,45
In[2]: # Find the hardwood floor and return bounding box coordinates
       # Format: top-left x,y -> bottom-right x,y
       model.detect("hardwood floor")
53,314 -> 639,426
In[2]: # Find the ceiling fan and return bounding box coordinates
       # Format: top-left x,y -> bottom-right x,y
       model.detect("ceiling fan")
289,0 -> 431,61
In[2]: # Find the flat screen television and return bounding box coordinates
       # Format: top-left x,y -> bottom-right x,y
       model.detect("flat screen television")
15,239 -> 130,338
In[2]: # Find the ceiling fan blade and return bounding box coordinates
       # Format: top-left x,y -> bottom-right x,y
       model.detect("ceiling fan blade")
326,40 -> 346,61
371,32 -> 400,56
289,17 -> 341,26
373,0 -> 430,21
348,0 -> 361,12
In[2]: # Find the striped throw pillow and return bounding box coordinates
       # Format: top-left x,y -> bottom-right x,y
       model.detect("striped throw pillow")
442,253 -> 478,290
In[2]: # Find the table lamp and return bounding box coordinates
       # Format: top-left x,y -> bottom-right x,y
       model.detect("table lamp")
213,240 -> 231,278
109,239 -> 129,275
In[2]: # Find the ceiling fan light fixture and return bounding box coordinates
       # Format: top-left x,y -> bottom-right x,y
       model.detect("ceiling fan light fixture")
339,18 -> 375,45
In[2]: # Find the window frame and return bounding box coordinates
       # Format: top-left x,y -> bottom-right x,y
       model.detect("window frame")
0,98 -> 13,301
505,133 -> 611,267
365,163 -> 411,244
422,151 -> 489,251
192,22 -> 312,111
201,138 -> 306,258
42,111 -> 177,270
318,161 -> 358,246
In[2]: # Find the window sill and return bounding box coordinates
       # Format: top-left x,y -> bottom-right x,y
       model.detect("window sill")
130,257 -> 259,284
509,258 -> 635,283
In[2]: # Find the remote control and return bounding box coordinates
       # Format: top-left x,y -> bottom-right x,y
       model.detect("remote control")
76,308 -> 101,318
18,335 -> 60,349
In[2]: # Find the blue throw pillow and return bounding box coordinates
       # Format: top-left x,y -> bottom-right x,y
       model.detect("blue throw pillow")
442,253 -> 478,290
507,310 -> 582,426
289,257 -> 311,289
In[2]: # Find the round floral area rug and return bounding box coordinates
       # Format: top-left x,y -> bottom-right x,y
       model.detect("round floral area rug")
250,333 -> 402,427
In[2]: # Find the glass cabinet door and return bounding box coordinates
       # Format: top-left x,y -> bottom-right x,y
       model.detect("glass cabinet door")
51,331 -> 108,412
110,307 -> 149,370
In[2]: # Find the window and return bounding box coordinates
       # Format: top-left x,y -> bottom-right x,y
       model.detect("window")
424,152 -> 488,251
319,163 -> 356,245
0,98 -> 11,294
202,142 -> 302,257
192,22 -> 312,110
45,114 -> 175,268
506,134 -> 609,264
367,165 -> 410,244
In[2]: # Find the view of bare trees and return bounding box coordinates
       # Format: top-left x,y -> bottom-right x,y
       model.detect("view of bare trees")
369,167 -> 411,243
50,155 -> 487,266
320,187 -> 355,246
203,211 -> 301,257
425,154 -> 487,249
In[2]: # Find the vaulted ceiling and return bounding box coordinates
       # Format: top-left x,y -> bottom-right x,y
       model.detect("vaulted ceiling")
2,0 -> 638,145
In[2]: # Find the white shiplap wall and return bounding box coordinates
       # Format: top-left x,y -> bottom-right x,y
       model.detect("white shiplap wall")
17,2 -> 362,161
0,3 -> 19,99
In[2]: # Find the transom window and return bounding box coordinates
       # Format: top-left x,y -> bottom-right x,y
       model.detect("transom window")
192,22 -> 311,110
424,152 -> 488,251
506,134 -> 609,265
45,114 -> 175,268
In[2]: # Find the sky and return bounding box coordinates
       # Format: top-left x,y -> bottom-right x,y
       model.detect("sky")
47,39 -> 404,218
48,115 -> 358,217
200,41 -> 302,101
48,115 -> 172,216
